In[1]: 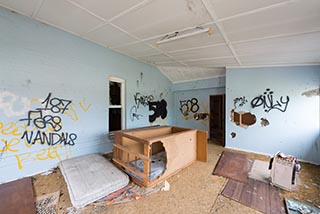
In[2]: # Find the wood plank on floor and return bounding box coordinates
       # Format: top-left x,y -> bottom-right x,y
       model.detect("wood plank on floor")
270,184 -> 283,214
222,178 -> 282,214
213,151 -> 248,183
251,178 -> 270,214
239,178 -> 254,206
0,177 -> 36,214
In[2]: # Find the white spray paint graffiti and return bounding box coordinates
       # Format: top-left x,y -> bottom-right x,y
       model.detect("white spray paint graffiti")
0,91 -> 31,117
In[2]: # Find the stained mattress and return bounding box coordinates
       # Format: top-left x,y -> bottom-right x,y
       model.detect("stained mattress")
59,154 -> 129,208
126,151 -> 166,181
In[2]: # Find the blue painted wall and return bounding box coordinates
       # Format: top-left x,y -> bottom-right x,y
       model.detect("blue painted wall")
0,7 -> 172,183
226,66 -> 320,164
173,77 -> 225,134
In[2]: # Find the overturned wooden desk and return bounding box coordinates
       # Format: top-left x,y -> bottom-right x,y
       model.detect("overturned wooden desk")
113,126 -> 207,187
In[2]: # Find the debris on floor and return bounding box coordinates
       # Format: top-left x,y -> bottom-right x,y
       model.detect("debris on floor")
285,198 -> 320,214
161,180 -> 170,191
35,191 -> 60,214
248,160 -> 271,183
270,152 -> 301,191
40,168 -> 57,176
66,207 -> 83,214
93,181 -> 165,206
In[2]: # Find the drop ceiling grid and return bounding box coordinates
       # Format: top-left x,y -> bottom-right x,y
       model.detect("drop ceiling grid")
0,0 -> 319,71
0,0 -> 41,16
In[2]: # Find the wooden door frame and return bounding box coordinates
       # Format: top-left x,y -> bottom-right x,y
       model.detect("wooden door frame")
209,94 -> 226,147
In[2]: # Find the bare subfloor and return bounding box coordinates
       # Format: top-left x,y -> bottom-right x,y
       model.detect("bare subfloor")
32,141 -> 320,214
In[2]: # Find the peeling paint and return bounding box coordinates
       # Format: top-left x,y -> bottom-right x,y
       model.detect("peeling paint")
0,91 -> 31,117
302,88 -> 320,97
230,109 -> 256,128
260,118 -> 270,127
193,112 -> 208,120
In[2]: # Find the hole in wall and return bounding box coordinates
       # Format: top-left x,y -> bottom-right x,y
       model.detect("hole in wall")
301,88 -> 320,97
194,113 -> 209,120
260,118 -> 270,127
230,109 -> 256,128
230,132 -> 236,138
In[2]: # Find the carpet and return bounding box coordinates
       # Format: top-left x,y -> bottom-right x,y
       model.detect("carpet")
35,191 -> 60,214
222,178 -> 284,214
213,151 -> 248,183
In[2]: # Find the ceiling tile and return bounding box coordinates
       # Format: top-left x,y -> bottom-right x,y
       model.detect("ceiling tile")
154,61 -> 184,66
146,24 -> 225,51
233,32 -> 320,56
0,0 -> 40,16
69,0 -> 144,20
138,54 -> 173,63
85,24 -> 137,48
183,57 -> 238,67
207,0 -> 287,19
36,0 -> 104,35
158,66 -> 225,82
114,42 -> 162,57
167,44 -> 232,61
239,51 -> 320,65
220,0 -> 320,42
112,0 -> 212,39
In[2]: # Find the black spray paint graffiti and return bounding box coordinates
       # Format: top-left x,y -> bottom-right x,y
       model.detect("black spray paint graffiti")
134,93 -> 154,108
130,92 -> 168,122
251,88 -> 290,113
179,98 -> 199,116
129,105 -> 143,121
19,93 -> 77,146
129,92 -> 154,121
148,100 -> 167,123
233,96 -> 248,109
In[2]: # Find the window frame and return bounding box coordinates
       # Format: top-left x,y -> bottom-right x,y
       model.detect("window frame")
108,76 -> 125,132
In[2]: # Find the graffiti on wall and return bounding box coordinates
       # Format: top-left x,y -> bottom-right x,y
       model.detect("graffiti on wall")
179,98 -> 199,116
134,93 -> 154,108
129,105 -> 143,121
233,96 -> 248,109
129,92 -> 152,121
0,121 -> 72,169
0,92 -> 91,170
129,92 -> 168,123
20,93 -> 77,146
179,98 -> 209,128
251,88 -> 290,113
148,100 -> 167,123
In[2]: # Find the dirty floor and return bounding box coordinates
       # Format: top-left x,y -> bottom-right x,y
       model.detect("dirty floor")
32,141 -> 320,214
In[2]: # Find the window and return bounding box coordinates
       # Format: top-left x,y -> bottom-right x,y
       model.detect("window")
109,77 -> 125,132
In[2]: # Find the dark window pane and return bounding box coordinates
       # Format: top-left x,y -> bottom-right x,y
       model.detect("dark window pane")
109,108 -> 121,131
109,81 -> 121,105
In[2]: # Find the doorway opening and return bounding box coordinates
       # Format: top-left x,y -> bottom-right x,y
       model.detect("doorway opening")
209,94 -> 225,147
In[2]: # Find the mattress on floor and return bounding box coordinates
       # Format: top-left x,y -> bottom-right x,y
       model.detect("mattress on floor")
59,154 -> 129,208
127,151 -> 166,181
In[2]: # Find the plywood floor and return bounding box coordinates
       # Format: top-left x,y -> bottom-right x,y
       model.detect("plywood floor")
32,141 -> 320,214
